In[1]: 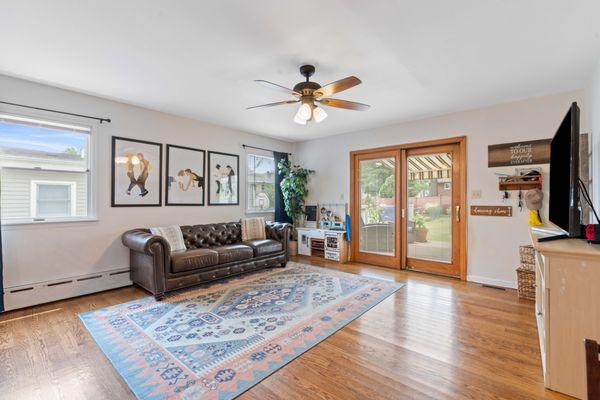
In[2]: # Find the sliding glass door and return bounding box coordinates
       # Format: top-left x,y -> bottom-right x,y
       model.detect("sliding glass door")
402,143 -> 464,277
350,138 -> 466,278
351,150 -> 400,268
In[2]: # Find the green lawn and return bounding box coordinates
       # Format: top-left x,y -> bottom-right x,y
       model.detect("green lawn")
424,215 -> 451,243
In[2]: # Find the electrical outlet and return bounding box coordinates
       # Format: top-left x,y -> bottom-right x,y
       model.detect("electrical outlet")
471,189 -> 482,199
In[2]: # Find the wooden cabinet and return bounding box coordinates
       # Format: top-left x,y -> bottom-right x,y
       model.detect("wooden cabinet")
531,229 -> 600,399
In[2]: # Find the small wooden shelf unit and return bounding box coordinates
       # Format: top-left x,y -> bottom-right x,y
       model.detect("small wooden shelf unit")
498,175 -> 542,191
310,238 -> 325,258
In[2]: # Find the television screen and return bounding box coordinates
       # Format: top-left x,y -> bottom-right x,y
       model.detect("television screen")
548,102 -> 580,236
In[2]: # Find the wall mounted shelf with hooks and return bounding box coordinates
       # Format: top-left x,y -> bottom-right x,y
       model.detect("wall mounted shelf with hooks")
498,175 -> 542,191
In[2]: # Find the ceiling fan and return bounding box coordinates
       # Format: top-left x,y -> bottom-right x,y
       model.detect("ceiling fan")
247,65 -> 370,125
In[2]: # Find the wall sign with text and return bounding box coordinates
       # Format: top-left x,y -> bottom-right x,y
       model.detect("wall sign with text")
488,139 -> 551,167
470,205 -> 513,217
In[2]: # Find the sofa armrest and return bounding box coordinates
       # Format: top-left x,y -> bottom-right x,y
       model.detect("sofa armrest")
265,222 -> 292,249
122,229 -> 172,300
122,229 -> 171,255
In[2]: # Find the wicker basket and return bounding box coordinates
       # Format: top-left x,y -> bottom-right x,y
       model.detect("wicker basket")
517,267 -> 535,300
519,245 -> 535,271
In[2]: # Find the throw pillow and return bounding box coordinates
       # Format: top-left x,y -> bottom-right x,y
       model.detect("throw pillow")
241,217 -> 266,241
150,225 -> 186,252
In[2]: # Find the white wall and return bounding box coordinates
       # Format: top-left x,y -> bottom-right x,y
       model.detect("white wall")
586,56 -> 600,212
0,74 -> 292,289
293,90 -> 585,288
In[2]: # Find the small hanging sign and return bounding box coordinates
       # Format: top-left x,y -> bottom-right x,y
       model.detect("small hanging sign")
488,139 -> 551,167
470,205 -> 513,217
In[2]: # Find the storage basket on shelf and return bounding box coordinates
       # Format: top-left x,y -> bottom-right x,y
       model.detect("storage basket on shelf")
516,267 -> 536,300
519,245 -> 535,271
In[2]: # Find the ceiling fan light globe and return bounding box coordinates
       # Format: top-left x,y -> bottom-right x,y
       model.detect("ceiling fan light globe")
294,107 -> 305,123
293,114 -> 307,125
313,106 -> 327,123
297,103 -> 312,120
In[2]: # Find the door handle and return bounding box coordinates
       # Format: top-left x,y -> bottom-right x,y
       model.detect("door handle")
455,205 -> 461,222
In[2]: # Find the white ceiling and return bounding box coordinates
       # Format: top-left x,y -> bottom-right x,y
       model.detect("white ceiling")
1,1 -> 599,142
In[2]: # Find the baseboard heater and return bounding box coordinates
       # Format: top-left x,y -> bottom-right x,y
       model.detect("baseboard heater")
3,267 -> 132,311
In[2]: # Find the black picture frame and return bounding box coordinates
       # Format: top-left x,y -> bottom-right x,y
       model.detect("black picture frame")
207,150 -> 240,206
165,144 -> 206,206
111,136 -> 162,207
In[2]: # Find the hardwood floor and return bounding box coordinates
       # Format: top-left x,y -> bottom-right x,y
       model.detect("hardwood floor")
0,256 -> 573,400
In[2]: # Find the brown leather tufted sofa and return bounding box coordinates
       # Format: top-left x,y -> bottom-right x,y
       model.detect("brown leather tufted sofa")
122,221 -> 292,300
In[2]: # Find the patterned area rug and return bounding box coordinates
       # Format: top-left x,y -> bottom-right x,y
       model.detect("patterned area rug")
80,262 -> 403,399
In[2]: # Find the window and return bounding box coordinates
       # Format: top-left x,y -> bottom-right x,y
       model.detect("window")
0,114 -> 92,223
31,181 -> 77,218
246,153 -> 275,213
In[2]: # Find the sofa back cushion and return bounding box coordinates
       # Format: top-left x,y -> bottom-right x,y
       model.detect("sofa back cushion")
180,222 -> 242,249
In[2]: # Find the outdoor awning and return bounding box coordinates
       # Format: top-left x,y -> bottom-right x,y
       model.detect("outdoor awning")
408,153 -> 452,180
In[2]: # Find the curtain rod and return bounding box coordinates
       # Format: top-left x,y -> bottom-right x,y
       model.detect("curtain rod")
0,100 -> 111,124
242,144 -> 291,155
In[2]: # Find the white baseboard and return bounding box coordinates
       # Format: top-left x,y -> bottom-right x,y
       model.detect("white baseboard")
3,267 -> 132,311
467,275 -> 517,289
2,270 -> 516,310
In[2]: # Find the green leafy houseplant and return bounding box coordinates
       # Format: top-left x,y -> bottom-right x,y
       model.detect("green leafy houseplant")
277,159 -> 315,228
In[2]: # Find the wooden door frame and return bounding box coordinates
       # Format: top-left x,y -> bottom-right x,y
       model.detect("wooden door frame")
350,136 -> 467,280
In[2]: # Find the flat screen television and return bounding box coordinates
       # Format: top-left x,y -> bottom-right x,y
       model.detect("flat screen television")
548,102 -> 581,238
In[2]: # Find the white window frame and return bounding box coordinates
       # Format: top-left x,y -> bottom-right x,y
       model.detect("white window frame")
30,180 -> 77,218
0,111 -> 97,225
246,152 -> 276,214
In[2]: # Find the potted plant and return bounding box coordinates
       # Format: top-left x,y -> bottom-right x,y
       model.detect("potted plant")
414,212 -> 429,243
277,159 -> 315,256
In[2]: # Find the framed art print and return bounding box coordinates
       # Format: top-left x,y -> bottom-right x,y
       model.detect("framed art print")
207,151 -> 239,205
111,136 -> 162,207
166,144 -> 205,206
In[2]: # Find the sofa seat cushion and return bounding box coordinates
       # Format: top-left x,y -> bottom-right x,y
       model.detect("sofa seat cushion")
171,248 -> 219,273
212,244 -> 254,264
243,239 -> 283,256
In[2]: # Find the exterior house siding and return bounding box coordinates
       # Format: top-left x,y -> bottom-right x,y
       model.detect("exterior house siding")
0,138 -> 89,221
1,168 -> 88,219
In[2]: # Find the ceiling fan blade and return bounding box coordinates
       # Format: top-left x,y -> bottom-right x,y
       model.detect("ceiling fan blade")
313,76 -> 361,98
318,98 -> 370,111
246,100 -> 299,110
254,80 -> 301,96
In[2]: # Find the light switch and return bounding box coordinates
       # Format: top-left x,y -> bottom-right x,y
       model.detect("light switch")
471,189 -> 482,199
